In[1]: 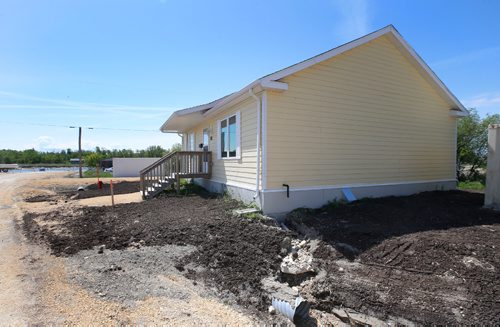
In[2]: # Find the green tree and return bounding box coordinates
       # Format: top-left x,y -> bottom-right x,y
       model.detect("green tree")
84,152 -> 104,168
169,143 -> 182,152
144,145 -> 167,157
457,108 -> 500,181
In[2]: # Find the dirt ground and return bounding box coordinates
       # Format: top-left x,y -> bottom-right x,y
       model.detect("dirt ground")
0,172 -> 262,325
5,171 -> 500,325
285,191 -> 500,325
25,180 -> 140,202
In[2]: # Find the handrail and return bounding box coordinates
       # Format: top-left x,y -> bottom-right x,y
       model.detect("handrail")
139,151 -> 176,174
140,151 -> 212,198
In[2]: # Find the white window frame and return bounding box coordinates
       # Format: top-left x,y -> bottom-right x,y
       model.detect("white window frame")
217,112 -> 241,160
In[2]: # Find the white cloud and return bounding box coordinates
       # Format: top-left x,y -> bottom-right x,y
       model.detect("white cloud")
26,131 -> 181,152
463,93 -> 500,108
0,90 -> 175,119
462,92 -> 500,117
29,135 -> 98,152
34,136 -> 55,150
330,0 -> 370,41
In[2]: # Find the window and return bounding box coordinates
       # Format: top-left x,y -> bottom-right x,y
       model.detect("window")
189,133 -> 195,151
218,112 -> 240,159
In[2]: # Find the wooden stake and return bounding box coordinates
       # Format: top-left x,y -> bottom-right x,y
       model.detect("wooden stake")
110,179 -> 115,207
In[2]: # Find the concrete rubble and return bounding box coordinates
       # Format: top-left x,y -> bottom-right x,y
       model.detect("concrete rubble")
280,238 -> 317,275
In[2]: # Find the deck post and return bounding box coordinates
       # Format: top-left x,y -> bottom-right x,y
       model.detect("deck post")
485,124 -> 500,210
176,173 -> 180,194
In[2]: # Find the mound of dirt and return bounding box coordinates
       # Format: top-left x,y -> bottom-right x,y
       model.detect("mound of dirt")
24,181 -> 140,202
71,181 -> 140,199
285,191 -> 500,325
23,195 -> 289,311
24,194 -> 57,203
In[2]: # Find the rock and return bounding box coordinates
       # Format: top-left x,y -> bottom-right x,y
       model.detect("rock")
331,308 -> 350,323
249,296 -> 259,305
346,309 -> 387,326
261,277 -> 298,304
280,261 -> 314,275
268,305 -> 276,315
338,267 -> 344,272
281,237 -> 292,252
77,186 -> 85,191
98,245 -> 105,254
335,243 -> 360,256
298,240 -> 307,248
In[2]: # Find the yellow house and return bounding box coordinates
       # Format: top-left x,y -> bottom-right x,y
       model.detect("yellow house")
156,25 -> 468,215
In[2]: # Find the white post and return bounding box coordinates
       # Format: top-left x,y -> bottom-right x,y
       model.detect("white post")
485,124 -> 500,209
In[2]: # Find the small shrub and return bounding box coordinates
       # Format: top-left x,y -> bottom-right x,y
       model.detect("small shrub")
458,181 -> 485,191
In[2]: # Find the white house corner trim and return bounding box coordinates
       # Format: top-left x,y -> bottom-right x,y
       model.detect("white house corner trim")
262,91 -> 268,191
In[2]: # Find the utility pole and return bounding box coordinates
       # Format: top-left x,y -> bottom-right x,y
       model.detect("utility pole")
78,126 -> 82,178
70,126 -> 92,178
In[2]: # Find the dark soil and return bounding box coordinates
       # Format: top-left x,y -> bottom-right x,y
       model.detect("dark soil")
24,194 -> 57,203
23,188 -> 500,324
285,191 -> 500,325
71,181 -> 140,199
23,194 -> 289,311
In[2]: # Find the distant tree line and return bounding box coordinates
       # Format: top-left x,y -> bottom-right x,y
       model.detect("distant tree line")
0,143 -> 182,166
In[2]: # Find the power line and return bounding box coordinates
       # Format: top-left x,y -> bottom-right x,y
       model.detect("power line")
0,120 -> 159,132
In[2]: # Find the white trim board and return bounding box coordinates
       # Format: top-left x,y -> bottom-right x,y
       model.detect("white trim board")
262,179 -> 457,193
261,91 -> 268,190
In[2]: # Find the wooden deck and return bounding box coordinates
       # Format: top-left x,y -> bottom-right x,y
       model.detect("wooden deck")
139,151 -> 212,199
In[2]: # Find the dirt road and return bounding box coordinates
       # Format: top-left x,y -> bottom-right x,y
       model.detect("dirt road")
0,173 -> 32,324
0,172 -> 257,325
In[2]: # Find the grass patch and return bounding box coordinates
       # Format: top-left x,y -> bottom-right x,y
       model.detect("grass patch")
83,170 -> 112,178
458,181 -> 485,191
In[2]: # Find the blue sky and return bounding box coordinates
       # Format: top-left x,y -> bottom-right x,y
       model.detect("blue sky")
0,0 -> 499,151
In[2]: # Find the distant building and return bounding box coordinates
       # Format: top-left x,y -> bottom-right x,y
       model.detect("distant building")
100,159 -> 113,169
70,158 -> 82,165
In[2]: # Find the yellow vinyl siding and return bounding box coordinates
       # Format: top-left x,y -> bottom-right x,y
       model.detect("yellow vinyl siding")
266,35 -> 456,189
185,97 -> 258,188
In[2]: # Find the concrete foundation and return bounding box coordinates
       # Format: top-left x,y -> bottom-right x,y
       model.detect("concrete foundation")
195,178 -> 456,217
260,180 -> 456,217
485,124 -> 500,210
193,178 -> 260,206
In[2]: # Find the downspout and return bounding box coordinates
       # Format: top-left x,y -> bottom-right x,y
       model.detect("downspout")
249,88 -> 261,200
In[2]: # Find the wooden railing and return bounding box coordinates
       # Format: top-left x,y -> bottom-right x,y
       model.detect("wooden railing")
140,151 -> 212,198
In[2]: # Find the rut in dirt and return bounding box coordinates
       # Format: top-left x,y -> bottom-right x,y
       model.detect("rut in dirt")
285,191 -> 500,325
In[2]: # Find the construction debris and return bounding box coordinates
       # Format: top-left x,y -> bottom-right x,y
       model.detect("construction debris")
232,208 -> 259,216
271,297 -> 311,325
280,239 -> 315,275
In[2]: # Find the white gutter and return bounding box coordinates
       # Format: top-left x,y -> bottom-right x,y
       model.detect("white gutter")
249,88 -> 261,200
